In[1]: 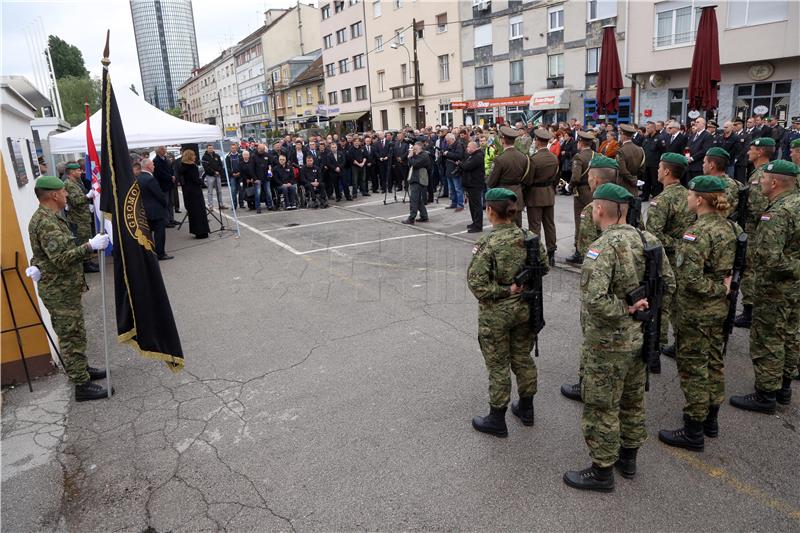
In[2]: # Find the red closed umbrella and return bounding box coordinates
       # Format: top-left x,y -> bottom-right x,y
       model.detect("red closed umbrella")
596,25 -> 624,114
688,6 -> 721,111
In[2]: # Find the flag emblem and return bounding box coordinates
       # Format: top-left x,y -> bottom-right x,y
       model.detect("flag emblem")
586,249 -> 600,260
683,233 -> 697,242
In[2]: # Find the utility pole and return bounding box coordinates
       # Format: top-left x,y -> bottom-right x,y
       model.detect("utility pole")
412,18 -> 421,129
271,75 -> 279,134
216,91 -> 226,136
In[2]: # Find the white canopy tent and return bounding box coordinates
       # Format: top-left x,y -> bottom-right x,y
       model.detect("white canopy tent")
49,86 -> 222,154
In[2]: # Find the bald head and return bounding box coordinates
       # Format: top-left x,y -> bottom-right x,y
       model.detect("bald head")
141,158 -> 154,173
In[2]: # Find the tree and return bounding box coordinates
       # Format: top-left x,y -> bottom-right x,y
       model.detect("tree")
48,35 -> 89,79
58,76 -> 100,126
166,107 -> 183,118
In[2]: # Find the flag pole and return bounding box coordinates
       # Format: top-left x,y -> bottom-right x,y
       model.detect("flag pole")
99,31 -> 112,398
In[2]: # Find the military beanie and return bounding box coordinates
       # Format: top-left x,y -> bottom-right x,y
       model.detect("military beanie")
485,187 -> 518,202
791,138 -> 800,149
593,183 -> 632,203
706,147 -> 730,160
34,175 -> 66,190
763,160 -> 799,177
65,162 -> 81,170
589,154 -> 619,169
660,152 -> 688,167
689,175 -> 726,192
750,137 -> 775,147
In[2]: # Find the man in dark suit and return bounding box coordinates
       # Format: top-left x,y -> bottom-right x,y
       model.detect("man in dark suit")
306,140 -> 322,168
363,135 -> 379,193
153,146 -> 177,226
377,132 -> 394,193
664,120 -> 688,155
686,117 -> 714,184
138,159 -> 172,260
457,141 -> 485,233
324,143 -> 349,201
392,132 -> 410,195
641,122 -> 666,200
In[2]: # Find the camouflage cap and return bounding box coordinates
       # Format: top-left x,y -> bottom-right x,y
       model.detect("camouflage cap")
34,175 -> 65,190
660,152 -> 688,167
763,160 -> 799,177
485,187 -> 518,202
706,147 -> 730,160
750,137 -> 775,147
791,138 -> 800,149
589,154 -> 619,169
689,175 -> 726,192
65,162 -> 81,170
593,182 -> 632,203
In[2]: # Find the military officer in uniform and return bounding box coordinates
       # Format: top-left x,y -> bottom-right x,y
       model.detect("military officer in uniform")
487,126 -> 530,227
566,131 -> 596,265
63,162 -> 99,273
467,188 -> 548,437
730,160 -> 800,412
782,116 -> 800,161
523,128 -> 560,266
645,153 -> 695,358
702,147 -> 742,220
616,124 -> 646,196
658,176 -> 741,451
26,176 -> 112,401
563,183 -> 674,492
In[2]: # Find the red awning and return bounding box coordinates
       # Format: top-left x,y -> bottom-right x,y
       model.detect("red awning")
596,26 -> 624,114
451,96 -> 532,110
688,6 -> 721,111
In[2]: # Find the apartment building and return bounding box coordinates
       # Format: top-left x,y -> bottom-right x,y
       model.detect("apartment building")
627,0 -> 800,125
235,25 -> 271,139
459,0 -> 630,127
267,52 -> 321,129
213,49 -> 241,138
320,0 -> 372,131
365,0 -> 464,130
278,57 -> 326,132
177,58 -> 219,126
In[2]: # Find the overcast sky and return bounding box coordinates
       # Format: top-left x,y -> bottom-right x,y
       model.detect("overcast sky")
1,0 -> 306,99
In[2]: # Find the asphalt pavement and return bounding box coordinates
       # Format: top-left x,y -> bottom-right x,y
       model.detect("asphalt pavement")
2,191 -> 798,532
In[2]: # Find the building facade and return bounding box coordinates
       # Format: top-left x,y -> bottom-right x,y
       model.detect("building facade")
365,0 -> 464,130
177,47 -> 240,138
274,57 -> 326,132
235,25 -> 271,140
627,0 -> 800,126
458,0 -> 629,127
130,0 -> 199,111
267,53 -> 321,128
214,49 -> 240,138
320,0 -> 372,131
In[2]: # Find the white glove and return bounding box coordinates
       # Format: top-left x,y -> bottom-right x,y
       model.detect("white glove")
88,233 -> 110,251
25,266 -> 41,282
564,182 -> 571,194
89,204 -> 95,214
86,190 -> 97,200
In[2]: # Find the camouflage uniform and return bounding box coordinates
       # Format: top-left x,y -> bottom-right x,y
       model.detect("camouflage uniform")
28,205 -> 92,384
721,174 -> 741,220
468,223 -> 548,408
674,214 -> 740,421
580,224 -> 675,467
645,182 -> 695,344
63,178 -> 92,244
577,203 -> 600,259
740,166 -> 769,307
748,189 -> 800,390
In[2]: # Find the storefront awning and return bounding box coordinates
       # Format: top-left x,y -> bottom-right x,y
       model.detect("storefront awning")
331,111 -> 368,123
530,89 -> 571,111
451,96 -> 532,110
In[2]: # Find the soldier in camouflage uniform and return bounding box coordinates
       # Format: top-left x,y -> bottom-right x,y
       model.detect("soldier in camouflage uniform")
646,153 -> 695,356
658,176 -> 741,451
63,162 -> 99,273
734,137 -> 775,328
702,147 -> 742,220
26,176 -> 112,401
563,183 -> 675,492
730,160 -> 800,413
468,188 -> 548,437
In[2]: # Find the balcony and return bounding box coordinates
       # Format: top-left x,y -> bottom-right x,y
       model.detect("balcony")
390,83 -> 423,101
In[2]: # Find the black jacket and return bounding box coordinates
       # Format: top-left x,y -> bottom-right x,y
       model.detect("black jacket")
642,133 -> 666,168
288,147 -> 308,168
408,151 -> 432,184
324,150 -> 346,176
201,151 -> 223,176
442,139 -> 465,175
225,152 -> 244,179
459,148 -> 486,188
153,154 -> 174,192
348,146 -> 366,167
136,171 -> 167,221
376,138 -> 394,163
239,158 -> 255,182
273,163 -> 293,186
299,165 -> 320,188
686,130 -> 714,172
715,133 -> 740,164
252,150 -> 271,180
664,132 -> 688,155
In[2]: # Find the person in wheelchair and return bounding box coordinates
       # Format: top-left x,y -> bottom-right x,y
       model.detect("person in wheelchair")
273,154 -> 299,210
300,155 -> 328,208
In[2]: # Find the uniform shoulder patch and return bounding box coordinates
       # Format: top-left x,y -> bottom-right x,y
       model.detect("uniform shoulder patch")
472,244 -> 479,255
751,179 -> 759,185
580,212 -> 586,219
649,200 -> 658,207
586,248 -> 601,260
682,232 -> 697,242
760,214 -> 771,222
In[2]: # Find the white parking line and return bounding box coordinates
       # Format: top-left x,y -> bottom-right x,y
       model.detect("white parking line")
265,217 -> 370,232
385,207 -> 448,220
298,233 -> 428,255
220,213 -> 303,255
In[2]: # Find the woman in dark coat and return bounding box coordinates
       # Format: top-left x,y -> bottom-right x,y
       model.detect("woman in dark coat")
175,149 -> 209,239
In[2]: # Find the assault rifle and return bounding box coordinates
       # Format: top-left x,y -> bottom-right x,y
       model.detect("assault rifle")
734,185 -> 750,224
723,231 -> 748,356
514,233 -> 547,357
626,231 -> 665,384
626,197 -> 642,228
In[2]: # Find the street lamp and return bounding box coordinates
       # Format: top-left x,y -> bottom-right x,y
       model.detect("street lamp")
390,21 -> 422,129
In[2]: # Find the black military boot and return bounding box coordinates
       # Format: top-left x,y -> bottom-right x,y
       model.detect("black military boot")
565,251 -> 583,265
660,344 -> 676,359
547,250 -> 556,267
75,382 -> 113,402
87,366 -> 107,381
614,447 -> 638,479
658,416 -> 704,451
703,405 -> 720,438
563,464 -> 614,492
649,355 -> 661,374
733,304 -> 753,328
560,382 -> 582,402
729,389 -> 776,414
776,378 -> 793,405
510,396 -> 534,426
472,406 -> 508,438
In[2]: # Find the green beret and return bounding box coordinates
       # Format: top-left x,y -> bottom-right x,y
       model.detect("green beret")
593,183 -> 632,203
589,154 -> 619,170
34,175 -> 65,190
689,175 -> 726,192
706,147 -> 730,160
763,160 -> 799,177
485,187 -> 518,202
791,138 -> 800,149
65,162 -> 81,170
660,152 -> 688,167
750,137 -> 775,147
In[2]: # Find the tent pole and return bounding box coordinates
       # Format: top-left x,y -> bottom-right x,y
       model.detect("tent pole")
216,91 -> 240,238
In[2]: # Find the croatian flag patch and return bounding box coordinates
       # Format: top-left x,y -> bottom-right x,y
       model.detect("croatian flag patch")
649,201 -> 658,207
586,249 -> 600,260
761,214 -> 771,221
683,233 -> 697,242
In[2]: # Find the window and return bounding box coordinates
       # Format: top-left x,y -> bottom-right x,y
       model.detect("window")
336,28 -> 347,44
728,0 -> 788,27
356,85 -> 367,100
400,107 -> 406,126
373,0 -> 381,17
401,63 -> 408,84
272,70 -> 280,82
351,21 -> 363,38
439,104 -> 453,126
341,88 -> 352,102
321,4 -> 330,19
474,24 -> 492,48
349,0 -> 360,5
380,109 -> 389,129
296,90 -> 302,105
325,63 -> 336,77
353,54 -> 365,69
328,91 -> 338,104
393,0 -> 402,8
655,3 -> 703,48
415,20 -> 424,39
323,34 -> 333,49
438,54 -> 450,81
587,47 -> 600,74
510,60 -> 523,83
475,65 -> 493,87
307,87 -> 313,102
548,7 -> 564,31
287,94 -> 293,107
394,28 -> 405,44
588,0 -> 617,21
548,54 -> 564,77
377,70 -> 386,91
339,58 -> 349,73
733,81 -> 791,122
436,13 -> 447,33
509,15 -> 523,40
334,0 -> 344,13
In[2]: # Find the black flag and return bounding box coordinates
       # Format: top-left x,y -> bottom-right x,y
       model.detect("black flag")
98,33 -> 184,370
